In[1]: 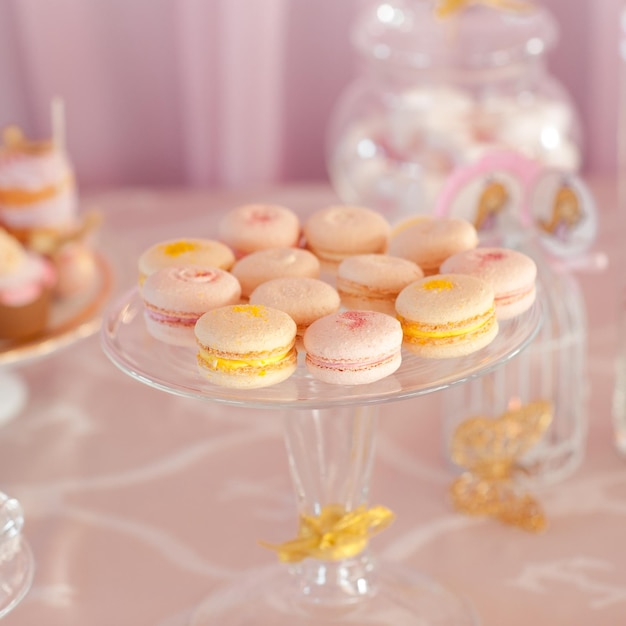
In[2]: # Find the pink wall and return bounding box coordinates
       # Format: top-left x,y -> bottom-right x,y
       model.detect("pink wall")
0,0 -> 622,189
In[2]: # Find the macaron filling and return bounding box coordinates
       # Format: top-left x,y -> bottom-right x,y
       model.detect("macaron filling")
398,306 -> 496,344
197,344 -> 297,374
305,350 -> 399,372
144,306 -> 199,327
495,285 -> 535,307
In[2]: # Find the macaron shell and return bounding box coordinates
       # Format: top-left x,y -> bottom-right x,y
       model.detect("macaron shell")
138,238 -> 236,282
195,304 -> 297,356
337,254 -> 424,315
249,277 -> 341,334
197,357 -> 297,389
217,204 -> 301,256
303,310 -> 403,385
231,247 -> 321,297
395,273 -> 498,358
142,266 -> 242,314
143,312 -> 197,347
303,206 -> 391,262
388,217 -> 478,273
440,247 -> 537,320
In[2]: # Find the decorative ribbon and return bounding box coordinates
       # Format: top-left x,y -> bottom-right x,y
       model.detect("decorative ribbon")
434,0 -> 534,19
449,400 -> 552,532
260,503 -> 395,563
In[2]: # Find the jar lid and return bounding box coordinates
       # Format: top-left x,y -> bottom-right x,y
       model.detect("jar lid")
351,1 -> 558,70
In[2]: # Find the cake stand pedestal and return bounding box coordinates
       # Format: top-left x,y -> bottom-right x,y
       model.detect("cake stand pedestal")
102,288 -> 542,626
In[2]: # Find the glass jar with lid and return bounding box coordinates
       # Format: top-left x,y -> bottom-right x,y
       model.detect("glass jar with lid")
326,0 -> 582,221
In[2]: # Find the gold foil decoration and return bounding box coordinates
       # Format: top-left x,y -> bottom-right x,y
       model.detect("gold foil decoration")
449,400 -> 552,532
434,0 -> 533,19
260,503 -> 395,563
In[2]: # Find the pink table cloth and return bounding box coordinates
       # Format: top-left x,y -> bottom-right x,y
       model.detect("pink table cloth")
0,180 -> 624,626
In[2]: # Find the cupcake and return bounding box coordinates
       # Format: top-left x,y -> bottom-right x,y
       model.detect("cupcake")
0,229 -> 56,341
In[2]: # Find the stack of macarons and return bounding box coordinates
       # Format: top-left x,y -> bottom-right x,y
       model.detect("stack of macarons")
136,202 -> 537,389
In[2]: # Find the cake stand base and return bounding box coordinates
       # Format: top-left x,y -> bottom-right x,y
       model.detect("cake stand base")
0,538 -> 35,619
190,561 -> 478,626
0,371 -> 28,426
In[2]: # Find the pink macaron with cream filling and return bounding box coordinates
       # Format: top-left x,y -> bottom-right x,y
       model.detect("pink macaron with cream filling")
440,247 -> 537,320
303,310 -> 403,385
142,266 -> 241,346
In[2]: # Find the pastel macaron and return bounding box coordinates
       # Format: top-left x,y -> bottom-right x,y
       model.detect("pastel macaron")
440,247 -> 537,320
138,238 -> 236,285
195,304 -> 297,389
336,254 -> 424,315
249,276 -> 341,339
303,310 -> 403,385
388,216 -> 478,275
217,204 -> 301,257
395,274 -> 498,358
142,266 -> 241,346
303,205 -> 391,269
231,247 -> 321,298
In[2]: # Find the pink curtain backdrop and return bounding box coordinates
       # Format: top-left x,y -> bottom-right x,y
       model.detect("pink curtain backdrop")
0,0 -> 621,190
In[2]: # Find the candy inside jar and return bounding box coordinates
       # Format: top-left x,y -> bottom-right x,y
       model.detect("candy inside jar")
326,0 -> 582,221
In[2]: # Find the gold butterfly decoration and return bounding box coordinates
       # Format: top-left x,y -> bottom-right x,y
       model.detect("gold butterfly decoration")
449,399 -> 553,532
260,503 -> 395,563
434,0 -> 533,18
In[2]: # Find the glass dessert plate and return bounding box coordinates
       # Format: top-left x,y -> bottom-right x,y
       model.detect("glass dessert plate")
0,253 -> 113,425
101,288 -> 542,626
0,252 -> 113,368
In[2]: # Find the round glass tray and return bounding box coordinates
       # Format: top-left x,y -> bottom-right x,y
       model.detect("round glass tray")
101,287 -> 542,409
0,252 -> 113,368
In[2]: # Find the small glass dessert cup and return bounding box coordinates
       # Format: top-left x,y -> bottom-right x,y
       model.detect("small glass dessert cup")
0,492 -> 34,618
101,287 -> 542,625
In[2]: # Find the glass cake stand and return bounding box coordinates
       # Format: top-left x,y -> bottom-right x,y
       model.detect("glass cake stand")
101,287 -> 542,626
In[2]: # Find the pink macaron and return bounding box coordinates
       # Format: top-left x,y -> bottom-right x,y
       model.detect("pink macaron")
142,266 -> 242,346
231,247 -> 321,298
138,238 -> 236,285
217,204 -> 301,257
440,247 -> 537,320
388,216 -> 478,275
303,310 -> 403,385
249,276 -> 341,339
303,205 -> 391,269
336,253 -> 424,316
